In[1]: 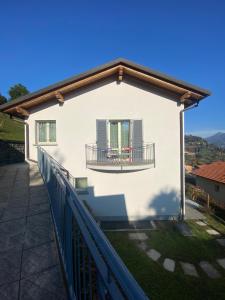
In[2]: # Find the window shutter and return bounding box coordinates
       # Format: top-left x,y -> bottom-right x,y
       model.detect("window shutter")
131,120 -> 143,161
96,120 -> 107,149
131,120 -> 143,148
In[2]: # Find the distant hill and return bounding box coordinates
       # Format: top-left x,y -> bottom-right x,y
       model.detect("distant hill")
185,134 -> 225,166
206,132 -> 225,149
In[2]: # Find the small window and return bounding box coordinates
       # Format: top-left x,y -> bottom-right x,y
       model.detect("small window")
215,185 -> 220,192
36,121 -> 56,144
75,177 -> 88,195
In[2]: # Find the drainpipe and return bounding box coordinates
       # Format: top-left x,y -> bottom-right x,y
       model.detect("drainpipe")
10,115 -> 30,161
180,101 -> 199,221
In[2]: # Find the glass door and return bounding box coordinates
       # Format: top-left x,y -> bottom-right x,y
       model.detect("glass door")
109,120 -> 130,160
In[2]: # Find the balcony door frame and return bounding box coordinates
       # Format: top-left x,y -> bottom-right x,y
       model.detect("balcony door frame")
107,120 -> 130,155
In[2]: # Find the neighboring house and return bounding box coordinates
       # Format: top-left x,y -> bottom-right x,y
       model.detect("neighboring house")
192,161 -> 225,209
0,58 -> 210,221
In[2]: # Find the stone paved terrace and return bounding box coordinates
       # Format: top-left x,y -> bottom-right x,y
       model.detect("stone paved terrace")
0,162 -> 67,300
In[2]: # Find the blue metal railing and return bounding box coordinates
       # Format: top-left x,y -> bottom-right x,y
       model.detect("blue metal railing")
37,147 -> 149,300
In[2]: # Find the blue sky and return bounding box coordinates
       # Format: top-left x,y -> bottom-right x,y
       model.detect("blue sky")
0,0 -> 224,137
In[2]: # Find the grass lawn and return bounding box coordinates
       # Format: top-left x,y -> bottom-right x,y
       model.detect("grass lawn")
106,216 -> 225,300
0,112 -> 24,141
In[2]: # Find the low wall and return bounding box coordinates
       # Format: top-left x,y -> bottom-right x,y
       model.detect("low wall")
0,140 -> 25,165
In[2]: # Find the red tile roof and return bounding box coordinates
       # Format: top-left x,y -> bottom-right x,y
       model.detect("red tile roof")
192,161 -> 225,184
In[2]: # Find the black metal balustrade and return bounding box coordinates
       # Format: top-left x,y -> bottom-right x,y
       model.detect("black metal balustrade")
37,147 -> 149,300
86,143 -> 155,168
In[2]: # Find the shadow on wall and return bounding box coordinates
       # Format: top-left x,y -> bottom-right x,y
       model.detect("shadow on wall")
146,188 -> 181,218
82,186 -> 180,221
81,186 -> 128,221
38,148 -> 180,220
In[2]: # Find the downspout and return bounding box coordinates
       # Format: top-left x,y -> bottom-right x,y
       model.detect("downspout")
10,115 -> 30,162
180,101 -> 199,221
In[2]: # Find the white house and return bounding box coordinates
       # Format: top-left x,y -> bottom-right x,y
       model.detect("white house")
0,59 -> 210,221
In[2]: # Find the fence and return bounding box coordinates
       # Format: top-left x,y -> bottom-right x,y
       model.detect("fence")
37,147 -> 149,300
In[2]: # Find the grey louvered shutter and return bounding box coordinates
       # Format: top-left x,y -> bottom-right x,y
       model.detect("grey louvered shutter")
131,120 -> 143,161
96,120 -> 107,161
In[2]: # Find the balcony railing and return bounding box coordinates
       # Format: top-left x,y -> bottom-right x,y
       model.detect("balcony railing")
86,143 -> 155,170
37,147 -> 149,300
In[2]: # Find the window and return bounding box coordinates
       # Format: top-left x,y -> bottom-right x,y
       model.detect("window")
108,120 -> 130,150
75,177 -> 88,195
36,121 -> 56,144
96,119 -> 143,160
215,185 -> 220,192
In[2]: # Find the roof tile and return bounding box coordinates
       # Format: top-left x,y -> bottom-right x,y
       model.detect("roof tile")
192,161 -> 225,184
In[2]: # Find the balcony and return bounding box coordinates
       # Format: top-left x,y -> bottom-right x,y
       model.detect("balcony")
85,143 -> 155,171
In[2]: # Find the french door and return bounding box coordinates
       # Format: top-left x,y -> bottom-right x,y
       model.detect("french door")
108,120 -> 130,158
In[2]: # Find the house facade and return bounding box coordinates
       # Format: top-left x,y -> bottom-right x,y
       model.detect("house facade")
0,59 -> 210,220
193,161 -> 225,209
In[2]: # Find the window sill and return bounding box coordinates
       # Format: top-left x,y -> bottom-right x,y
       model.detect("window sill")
33,143 -> 58,146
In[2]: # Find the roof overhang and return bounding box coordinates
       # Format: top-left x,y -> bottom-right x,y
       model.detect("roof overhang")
0,58 -> 211,118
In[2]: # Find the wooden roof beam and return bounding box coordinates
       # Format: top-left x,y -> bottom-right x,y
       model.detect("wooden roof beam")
180,91 -> 192,103
55,91 -> 64,104
15,106 -> 29,117
118,66 -> 123,82
123,66 -> 203,100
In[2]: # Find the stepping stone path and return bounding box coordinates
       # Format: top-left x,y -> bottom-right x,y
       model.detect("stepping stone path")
163,258 -> 175,272
180,262 -> 199,277
217,258 -> 225,270
128,232 -> 148,241
147,249 -> 161,261
150,220 -> 157,229
137,242 -> 148,251
129,225 -> 224,279
199,261 -> 221,279
216,239 -> 225,247
196,221 -> 207,226
206,229 -> 220,236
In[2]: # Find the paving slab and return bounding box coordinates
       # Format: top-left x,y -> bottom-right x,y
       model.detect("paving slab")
180,262 -> 199,277
216,239 -> 225,247
217,258 -> 225,270
0,163 -> 67,299
22,242 -> 58,278
206,229 -> 220,236
150,220 -> 157,229
20,266 -> 67,300
0,281 -> 19,300
129,232 -> 148,241
185,200 -> 206,220
147,249 -> 161,261
196,221 -> 207,226
199,261 -> 221,278
0,249 -> 22,285
163,258 -> 175,272
137,242 -> 148,251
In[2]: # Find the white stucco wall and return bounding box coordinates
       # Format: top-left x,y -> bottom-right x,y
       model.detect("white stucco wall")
26,77 -> 183,220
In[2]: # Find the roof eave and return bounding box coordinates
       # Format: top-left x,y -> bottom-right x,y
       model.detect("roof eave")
0,58 -> 211,115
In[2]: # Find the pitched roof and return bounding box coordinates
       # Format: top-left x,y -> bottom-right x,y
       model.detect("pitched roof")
192,161 -> 225,184
0,58 -> 211,118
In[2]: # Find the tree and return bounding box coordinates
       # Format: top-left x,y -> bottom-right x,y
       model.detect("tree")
8,84 -> 29,100
0,93 -> 7,105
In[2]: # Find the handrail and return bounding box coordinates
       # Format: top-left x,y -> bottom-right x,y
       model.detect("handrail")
86,143 -> 155,167
37,147 -> 149,300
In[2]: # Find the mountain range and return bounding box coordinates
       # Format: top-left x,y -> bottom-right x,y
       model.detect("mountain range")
206,132 -> 225,149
